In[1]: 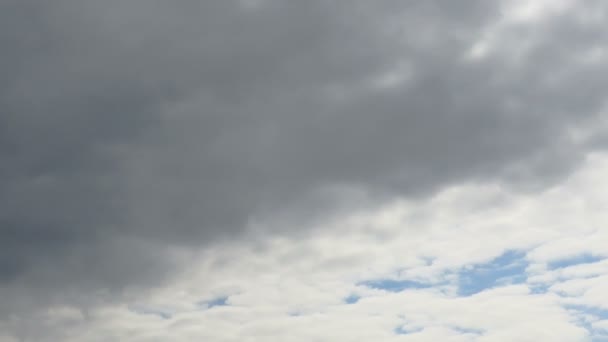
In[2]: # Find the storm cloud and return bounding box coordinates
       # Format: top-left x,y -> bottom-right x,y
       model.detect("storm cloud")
1,0 -> 608,327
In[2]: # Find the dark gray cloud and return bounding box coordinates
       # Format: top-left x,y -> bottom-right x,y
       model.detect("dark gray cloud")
1,0 -> 607,318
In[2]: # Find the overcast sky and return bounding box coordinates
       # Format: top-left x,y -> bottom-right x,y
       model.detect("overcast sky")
2,1 -> 608,341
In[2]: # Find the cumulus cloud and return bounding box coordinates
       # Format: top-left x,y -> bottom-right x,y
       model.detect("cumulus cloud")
1,0 -> 608,340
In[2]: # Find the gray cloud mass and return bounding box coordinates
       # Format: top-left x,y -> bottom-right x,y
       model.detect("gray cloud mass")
1,0 -> 607,318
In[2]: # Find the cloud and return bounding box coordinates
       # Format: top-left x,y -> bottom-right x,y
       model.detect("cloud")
2,152 -> 606,340
1,0 -> 608,339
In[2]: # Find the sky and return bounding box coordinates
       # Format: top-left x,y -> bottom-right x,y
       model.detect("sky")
1,0 -> 608,341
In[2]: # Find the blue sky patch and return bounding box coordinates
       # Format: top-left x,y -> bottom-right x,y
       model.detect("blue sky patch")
565,304 -> 608,339
394,325 -> 423,335
458,250 -> 528,296
547,254 -> 604,270
530,283 -> 550,294
198,296 -> 229,309
359,279 -> 431,292
566,305 -> 608,321
451,326 -> 484,335
344,294 -> 360,304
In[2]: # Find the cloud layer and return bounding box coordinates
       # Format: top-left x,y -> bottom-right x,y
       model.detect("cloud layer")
1,0 -> 608,340
4,152 -> 608,341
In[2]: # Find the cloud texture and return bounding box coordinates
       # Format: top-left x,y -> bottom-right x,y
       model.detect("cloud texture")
1,0 -> 608,340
